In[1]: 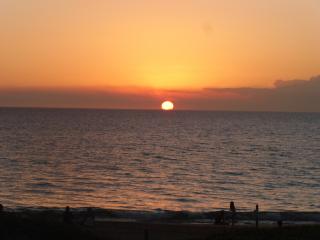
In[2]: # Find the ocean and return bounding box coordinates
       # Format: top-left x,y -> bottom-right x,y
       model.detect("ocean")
0,108 -> 319,213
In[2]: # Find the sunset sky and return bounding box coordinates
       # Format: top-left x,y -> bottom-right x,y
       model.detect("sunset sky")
1,0 -> 320,111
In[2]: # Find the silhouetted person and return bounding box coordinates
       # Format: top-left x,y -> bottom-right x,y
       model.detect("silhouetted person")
82,207 -> 95,226
215,210 -> 226,225
0,204 -> 4,227
277,220 -> 283,227
144,229 -> 149,240
0,204 -> 3,219
230,201 -> 236,226
254,204 -> 259,228
63,206 -> 73,224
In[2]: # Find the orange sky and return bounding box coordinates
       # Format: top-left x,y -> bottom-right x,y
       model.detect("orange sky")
1,1 -> 320,110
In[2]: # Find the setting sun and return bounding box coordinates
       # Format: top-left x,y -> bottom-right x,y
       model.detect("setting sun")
161,101 -> 174,111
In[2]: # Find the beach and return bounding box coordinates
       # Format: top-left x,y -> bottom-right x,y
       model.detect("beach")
1,208 -> 320,240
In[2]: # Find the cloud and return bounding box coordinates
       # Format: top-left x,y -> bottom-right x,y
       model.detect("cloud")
192,75 -> 320,112
0,87 -> 161,110
0,76 -> 320,112
274,79 -> 307,88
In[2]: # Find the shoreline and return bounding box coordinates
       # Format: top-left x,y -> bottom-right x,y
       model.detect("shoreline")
1,210 -> 320,240
3,206 -> 320,225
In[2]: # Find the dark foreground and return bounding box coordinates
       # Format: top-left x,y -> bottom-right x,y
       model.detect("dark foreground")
1,212 -> 320,240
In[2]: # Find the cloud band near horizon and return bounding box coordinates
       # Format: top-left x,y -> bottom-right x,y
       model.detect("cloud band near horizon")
1,75 -> 320,112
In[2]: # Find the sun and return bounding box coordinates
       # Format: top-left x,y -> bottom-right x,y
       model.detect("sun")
161,101 -> 174,111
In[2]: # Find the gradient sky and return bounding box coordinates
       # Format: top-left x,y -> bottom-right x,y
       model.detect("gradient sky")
1,0 -> 320,110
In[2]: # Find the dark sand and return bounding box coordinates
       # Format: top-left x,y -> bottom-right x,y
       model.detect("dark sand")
1,211 -> 320,240
92,222 -> 320,240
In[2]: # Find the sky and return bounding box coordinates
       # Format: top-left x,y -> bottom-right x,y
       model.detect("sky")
1,0 -> 320,111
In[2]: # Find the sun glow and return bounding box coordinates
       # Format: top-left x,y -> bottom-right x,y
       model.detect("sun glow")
161,101 -> 174,111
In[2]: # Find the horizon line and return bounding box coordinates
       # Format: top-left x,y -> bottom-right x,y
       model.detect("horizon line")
1,106 -> 319,114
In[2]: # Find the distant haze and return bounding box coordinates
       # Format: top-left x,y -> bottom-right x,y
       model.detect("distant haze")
1,1 -> 320,111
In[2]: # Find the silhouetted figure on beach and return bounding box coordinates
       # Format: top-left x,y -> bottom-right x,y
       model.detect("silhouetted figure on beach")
230,201 -> 236,225
0,204 -> 3,219
0,204 -> 5,226
254,204 -> 259,228
144,229 -> 149,240
82,207 -> 95,226
215,210 -> 226,225
63,206 -> 73,224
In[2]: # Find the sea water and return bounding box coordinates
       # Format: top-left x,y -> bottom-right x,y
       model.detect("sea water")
0,108 -> 319,212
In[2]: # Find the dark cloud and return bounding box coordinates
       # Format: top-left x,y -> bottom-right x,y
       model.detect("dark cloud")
192,75 -> 320,112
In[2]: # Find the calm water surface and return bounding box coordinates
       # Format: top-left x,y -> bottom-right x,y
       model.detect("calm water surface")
0,108 -> 319,212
